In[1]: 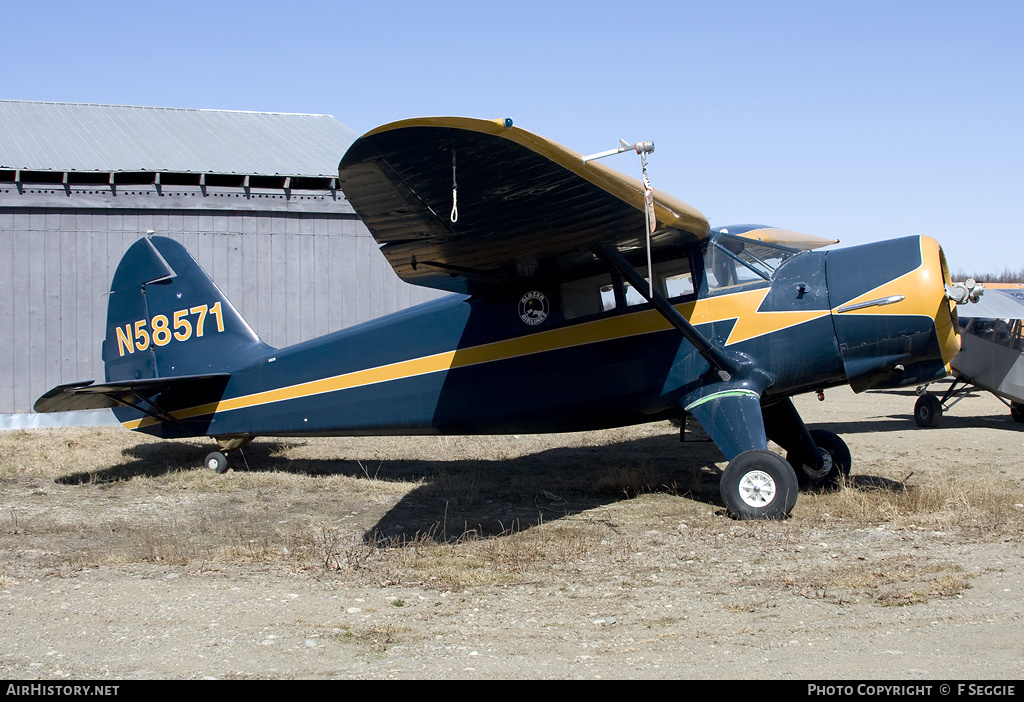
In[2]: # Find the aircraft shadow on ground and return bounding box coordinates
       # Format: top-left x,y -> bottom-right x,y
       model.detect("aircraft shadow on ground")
57,429 -> 919,544
810,412 -> 1019,436
59,433 -> 730,541
841,389 -> 1021,434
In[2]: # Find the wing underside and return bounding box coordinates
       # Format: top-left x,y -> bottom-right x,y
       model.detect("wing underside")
338,117 -> 710,294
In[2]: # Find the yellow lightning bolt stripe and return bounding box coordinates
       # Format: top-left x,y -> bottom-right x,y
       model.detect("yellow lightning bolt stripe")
691,287 -> 831,345
120,285 -> 831,430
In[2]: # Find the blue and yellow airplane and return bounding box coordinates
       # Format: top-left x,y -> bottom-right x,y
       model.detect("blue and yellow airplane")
35,117 -> 963,519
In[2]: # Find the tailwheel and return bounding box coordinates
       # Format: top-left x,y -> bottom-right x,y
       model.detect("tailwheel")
914,393 -> 943,428
786,429 -> 851,491
205,451 -> 229,474
720,450 -> 799,520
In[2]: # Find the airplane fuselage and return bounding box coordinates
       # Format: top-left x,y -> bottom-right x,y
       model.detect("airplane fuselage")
112,233 -> 956,443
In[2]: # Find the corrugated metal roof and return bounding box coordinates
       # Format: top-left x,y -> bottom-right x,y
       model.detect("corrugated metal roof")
0,100 -> 357,177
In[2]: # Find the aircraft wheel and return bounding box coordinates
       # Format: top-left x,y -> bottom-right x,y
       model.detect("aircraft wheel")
914,394 -> 942,428
720,450 -> 799,520
205,451 -> 229,474
786,429 -> 851,491
1011,402 -> 1024,424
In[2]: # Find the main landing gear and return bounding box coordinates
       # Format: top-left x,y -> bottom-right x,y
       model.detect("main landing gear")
714,397 -> 853,520
914,393 -> 943,428
785,429 -> 851,491
719,430 -> 851,520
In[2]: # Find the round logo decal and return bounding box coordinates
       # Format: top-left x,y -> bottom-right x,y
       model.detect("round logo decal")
518,291 -> 549,326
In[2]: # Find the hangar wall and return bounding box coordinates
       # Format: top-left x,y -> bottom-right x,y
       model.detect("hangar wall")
0,184 -> 446,420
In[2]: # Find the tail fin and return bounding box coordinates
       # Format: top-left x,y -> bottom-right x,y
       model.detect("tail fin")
103,236 -> 268,382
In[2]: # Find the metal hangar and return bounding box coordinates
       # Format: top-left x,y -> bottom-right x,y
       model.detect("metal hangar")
0,100 -> 443,426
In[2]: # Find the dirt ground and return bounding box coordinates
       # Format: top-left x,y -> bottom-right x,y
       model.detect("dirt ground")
1,385 -> 1023,680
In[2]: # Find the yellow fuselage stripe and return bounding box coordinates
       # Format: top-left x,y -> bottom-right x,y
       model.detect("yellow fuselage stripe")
122,268 -> 942,430
123,289 -> 798,429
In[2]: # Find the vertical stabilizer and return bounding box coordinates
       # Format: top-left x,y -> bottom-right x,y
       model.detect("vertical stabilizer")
103,236 -> 269,382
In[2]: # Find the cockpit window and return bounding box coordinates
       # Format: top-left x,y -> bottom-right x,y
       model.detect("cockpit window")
963,317 -> 1024,351
705,234 -> 797,292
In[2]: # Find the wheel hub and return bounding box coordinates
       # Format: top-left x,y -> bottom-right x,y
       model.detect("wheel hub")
804,448 -> 833,479
738,470 -> 777,507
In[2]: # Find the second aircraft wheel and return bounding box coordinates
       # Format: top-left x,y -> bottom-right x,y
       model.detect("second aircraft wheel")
786,429 -> 852,491
914,393 -> 943,428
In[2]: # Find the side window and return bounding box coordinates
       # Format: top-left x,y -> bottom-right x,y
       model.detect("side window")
560,254 -> 696,320
561,273 -> 616,320
623,276 -> 650,307
966,317 -> 1024,351
658,258 -> 695,299
624,258 -> 695,304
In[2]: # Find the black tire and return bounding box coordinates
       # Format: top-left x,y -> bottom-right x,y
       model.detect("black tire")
914,393 -> 942,428
786,429 -> 852,491
205,451 -> 229,474
720,450 -> 799,520
1011,402 -> 1024,424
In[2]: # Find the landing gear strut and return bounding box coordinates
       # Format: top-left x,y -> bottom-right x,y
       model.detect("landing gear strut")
763,398 -> 852,492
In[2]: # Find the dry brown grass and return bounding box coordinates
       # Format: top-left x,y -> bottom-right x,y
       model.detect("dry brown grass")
794,473 -> 1024,534
2,420 -> 1023,608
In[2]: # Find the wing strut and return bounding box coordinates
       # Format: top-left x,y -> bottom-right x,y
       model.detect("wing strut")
598,245 -> 737,381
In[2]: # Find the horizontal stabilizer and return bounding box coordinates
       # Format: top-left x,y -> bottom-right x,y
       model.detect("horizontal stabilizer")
34,374 -> 230,416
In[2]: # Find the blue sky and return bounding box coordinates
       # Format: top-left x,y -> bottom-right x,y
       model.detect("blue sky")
5,0 -> 1021,274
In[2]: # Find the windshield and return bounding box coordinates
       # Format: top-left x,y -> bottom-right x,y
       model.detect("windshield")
704,234 -> 797,291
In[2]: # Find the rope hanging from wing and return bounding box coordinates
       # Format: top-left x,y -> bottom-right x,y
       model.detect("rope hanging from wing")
580,137 -> 657,296
450,150 -> 459,223
637,142 -> 656,297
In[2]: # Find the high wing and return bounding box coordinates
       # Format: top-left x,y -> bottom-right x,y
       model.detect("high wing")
337,117 -> 710,294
